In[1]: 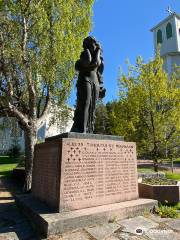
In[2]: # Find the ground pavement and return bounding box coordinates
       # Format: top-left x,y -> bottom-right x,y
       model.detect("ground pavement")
0,178 -> 180,240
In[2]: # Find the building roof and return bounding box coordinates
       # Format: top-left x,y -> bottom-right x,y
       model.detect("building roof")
150,12 -> 180,32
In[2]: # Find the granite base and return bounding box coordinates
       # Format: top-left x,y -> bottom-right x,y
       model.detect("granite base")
16,194 -> 157,237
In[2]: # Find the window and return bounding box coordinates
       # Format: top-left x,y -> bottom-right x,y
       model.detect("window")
166,22 -> 173,39
157,29 -> 163,44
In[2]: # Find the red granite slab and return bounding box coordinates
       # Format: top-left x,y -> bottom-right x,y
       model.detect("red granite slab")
32,137 -> 138,212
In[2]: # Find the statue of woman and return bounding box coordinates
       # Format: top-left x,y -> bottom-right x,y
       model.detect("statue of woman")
70,36 -> 106,133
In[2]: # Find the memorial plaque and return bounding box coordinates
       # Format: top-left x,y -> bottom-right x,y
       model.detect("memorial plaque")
32,136 -> 138,212
60,139 -> 138,210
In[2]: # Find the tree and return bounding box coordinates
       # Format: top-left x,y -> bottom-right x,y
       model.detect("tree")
94,100 -> 109,134
94,100 -> 118,135
0,0 -> 94,191
111,54 -> 180,171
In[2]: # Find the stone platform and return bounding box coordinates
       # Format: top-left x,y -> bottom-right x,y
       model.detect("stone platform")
20,133 -> 158,237
15,194 -> 157,237
32,133 -> 138,211
45,132 -> 124,141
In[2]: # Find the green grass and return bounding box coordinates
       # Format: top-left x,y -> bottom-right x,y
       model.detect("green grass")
165,172 -> 180,181
0,156 -> 18,177
138,167 -> 155,173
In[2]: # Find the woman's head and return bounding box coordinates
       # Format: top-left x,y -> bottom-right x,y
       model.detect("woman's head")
83,36 -> 99,51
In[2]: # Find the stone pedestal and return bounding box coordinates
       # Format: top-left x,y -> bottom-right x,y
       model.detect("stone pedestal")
16,133 -> 157,236
32,133 -> 138,211
16,133 -> 158,237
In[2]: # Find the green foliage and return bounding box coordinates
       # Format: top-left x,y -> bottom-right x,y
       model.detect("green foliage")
94,100 -> 120,135
142,178 -> 177,185
48,104 -> 73,130
94,100 -> 110,134
174,202 -> 180,210
8,144 -> 21,158
110,54 -> 180,161
0,0 -> 94,119
156,204 -> 178,218
8,138 -> 21,158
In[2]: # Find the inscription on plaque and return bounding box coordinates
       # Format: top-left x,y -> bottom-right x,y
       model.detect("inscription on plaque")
60,139 -> 138,210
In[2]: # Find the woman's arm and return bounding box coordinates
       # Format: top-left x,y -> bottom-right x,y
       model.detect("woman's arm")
91,48 -> 101,67
78,48 -> 101,70
80,49 -> 92,66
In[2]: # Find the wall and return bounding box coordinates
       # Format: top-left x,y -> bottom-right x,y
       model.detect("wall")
153,17 -> 179,56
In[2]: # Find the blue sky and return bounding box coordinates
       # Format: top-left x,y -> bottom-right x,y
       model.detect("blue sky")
69,0 -> 180,106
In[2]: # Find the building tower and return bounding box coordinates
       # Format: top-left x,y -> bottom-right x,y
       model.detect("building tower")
151,12 -> 180,74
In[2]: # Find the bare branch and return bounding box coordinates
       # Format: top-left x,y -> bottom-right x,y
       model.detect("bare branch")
8,102 -> 29,128
0,101 -> 29,128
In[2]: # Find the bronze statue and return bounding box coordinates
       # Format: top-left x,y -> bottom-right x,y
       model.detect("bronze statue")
71,36 -> 106,133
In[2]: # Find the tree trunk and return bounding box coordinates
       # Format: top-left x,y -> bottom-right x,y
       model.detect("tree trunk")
171,158 -> 174,173
153,159 -> 158,172
153,142 -> 159,172
24,126 -> 37,192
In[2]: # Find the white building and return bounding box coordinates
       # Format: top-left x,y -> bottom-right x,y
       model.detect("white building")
0,106 -> 73,154
151,12 -> 180,74
0,118 -> 24,154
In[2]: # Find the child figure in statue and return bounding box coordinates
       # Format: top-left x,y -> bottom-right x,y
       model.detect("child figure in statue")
70,36 -> 106,133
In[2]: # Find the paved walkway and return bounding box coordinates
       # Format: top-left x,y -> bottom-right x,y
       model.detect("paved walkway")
0,178 -> 180,240
0,177 -> 38,240
47,215 -> 180,240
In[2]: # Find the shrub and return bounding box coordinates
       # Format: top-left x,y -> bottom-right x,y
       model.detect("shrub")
174,202 -> 180,210
142,178 -> 177,185
16,155 -> 25,168
156,204 -> 178,218
8,144 -> 21,158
